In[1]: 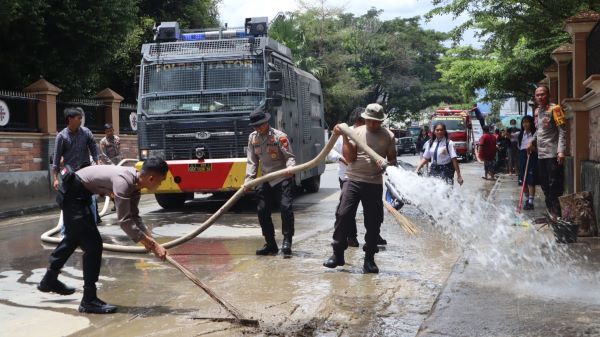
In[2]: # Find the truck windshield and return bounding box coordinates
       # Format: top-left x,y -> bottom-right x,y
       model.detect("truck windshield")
141,58 -> 264,115
432,118 -> 465,133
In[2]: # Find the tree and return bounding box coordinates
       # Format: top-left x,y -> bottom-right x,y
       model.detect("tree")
0,0 -> 220,99
429,0 -> 600,100
270,6 -> 462,126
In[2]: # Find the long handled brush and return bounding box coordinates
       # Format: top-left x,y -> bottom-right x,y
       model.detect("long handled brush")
384,200 -> 419,235
165,255 -> 260,327
516,153 -> 530,214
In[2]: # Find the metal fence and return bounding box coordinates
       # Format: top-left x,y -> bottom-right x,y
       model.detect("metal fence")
56,98 -> 107,133
0,90 -> 39,132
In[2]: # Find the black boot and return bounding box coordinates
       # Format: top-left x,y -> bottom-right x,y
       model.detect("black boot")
79,286 -> 117,314
281,235 -> 292,257
38,269 -> 76,295
376,235 -> 387,245
347,236 -> 359,247
256,237 -> 278,256
363,253 -> 379,274
323,251 -> 345,268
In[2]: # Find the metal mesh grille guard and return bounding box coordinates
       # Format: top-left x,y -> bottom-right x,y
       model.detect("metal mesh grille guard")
147,38 -> 263,58
139,117 -> 253,160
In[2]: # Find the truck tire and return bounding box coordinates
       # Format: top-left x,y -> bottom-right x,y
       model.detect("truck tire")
302,175 -> 321,193
155,193 -> 191,209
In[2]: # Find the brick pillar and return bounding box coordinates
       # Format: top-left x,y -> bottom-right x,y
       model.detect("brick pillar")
543,64 -> 559,104
95,88 -> 124,132
23,79 -> 62,134
562,11 -> 600,192
551,44 -> 573,103
564,11 -> 599,99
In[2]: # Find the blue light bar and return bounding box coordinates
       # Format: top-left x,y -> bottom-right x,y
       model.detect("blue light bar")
182,33 -> 206,41
181,29 -> 247,41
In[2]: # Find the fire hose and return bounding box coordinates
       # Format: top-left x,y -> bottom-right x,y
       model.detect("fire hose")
40,123 -> 390,252
38,124 -> 406,325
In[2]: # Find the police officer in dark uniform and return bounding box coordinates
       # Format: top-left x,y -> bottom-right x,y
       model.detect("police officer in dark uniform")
38,158 -> 169,314
245,108 -> 296,257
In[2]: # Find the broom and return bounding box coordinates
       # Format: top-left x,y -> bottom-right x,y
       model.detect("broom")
384,200 -> 419,235
517,153 -> 531,214
165,255 -> 260,327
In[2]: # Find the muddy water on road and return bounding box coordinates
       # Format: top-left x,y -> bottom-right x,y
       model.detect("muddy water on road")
1,163 -> 462,336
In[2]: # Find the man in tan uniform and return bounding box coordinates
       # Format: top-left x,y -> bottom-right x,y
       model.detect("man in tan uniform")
324,103 -> 397,273
38,157 -> 168,314
245,107 -> 296,257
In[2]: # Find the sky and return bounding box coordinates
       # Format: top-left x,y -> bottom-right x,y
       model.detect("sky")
217,0 -> 480,47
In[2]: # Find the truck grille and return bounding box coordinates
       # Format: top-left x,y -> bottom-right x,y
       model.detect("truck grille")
139,117 -> 252,160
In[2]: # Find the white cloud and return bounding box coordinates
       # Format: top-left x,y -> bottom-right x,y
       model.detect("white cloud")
217,0 -> 480,46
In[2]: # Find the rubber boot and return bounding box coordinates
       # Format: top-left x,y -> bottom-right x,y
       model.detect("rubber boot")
37,269 -> 76,295
363,252 -> 379,274
256,237 -> 278,256
78,286 -> 117,314
281,235 -> 292,258
323,250 -> 345,268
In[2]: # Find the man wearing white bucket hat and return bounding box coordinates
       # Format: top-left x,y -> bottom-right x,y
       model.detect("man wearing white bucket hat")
324,103 -> 397,273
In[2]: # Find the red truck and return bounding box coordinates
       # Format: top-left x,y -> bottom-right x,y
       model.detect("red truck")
430,108 -> 475,161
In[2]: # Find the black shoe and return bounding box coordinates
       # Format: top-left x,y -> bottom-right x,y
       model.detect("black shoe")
363,254 -> 379,274
523,202 -> 534,210
37,270 -> 76,295
281,236 -> 292,257
256,243 -> 278,256
347,237 -> 359,247
323,252 -> 345,268
79,298 -> 117,314
376,235 -> 387,245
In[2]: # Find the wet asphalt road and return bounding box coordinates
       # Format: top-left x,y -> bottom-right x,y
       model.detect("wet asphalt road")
1,156 -> 488,336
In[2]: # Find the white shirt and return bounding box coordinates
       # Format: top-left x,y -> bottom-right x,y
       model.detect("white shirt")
327,135 -> 347,180
422,138 -> 457,165
519,131 -> 534,150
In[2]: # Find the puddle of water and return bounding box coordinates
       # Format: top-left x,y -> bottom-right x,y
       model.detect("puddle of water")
386,167 -> 600,302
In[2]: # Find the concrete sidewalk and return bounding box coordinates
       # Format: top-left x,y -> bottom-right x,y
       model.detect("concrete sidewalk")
418,173 -> 600,337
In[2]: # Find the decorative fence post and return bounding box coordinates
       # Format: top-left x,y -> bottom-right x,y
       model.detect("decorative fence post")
23,79 -> 61,134
95,88 -> 124,132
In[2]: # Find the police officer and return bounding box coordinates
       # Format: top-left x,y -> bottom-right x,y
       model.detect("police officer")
38,157 -> 168,314
245,107 -> 296,257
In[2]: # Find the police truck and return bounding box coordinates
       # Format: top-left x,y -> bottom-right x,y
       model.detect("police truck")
136,18 -> 325,209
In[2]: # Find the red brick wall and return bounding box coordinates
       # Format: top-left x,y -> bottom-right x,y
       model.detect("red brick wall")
590,105 -> 600,162
0,133 -> 45,172
0,132 -> 139,172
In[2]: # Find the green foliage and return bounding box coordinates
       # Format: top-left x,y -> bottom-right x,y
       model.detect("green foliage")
430,0 -> 600,101
270,5 -> 463,126
0,0 -> 219,99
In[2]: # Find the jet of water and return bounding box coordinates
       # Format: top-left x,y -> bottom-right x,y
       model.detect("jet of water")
386,166 -> 600,302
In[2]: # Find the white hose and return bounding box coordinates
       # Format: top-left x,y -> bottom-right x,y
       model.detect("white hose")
41,123 -> 384,253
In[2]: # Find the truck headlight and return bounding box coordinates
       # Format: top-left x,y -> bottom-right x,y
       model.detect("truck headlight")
140,149 -> 165,159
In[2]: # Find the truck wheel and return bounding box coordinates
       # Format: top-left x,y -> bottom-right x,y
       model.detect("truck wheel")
155,193 -> 191,209
301,175 -> 321,193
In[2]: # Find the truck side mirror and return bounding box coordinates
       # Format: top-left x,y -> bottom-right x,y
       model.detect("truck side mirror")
267,71 -> 283,92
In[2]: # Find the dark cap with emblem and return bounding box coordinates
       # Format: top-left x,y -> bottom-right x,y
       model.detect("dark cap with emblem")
248,106 -> 271,126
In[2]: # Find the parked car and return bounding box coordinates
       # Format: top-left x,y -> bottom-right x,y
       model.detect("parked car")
396,137 -> 417,155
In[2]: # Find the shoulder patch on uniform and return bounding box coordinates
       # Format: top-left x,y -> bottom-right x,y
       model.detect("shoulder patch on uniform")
280,136 -> 289,149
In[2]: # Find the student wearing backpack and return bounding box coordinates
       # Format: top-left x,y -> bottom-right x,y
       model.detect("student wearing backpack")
415,122 -> 464,186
